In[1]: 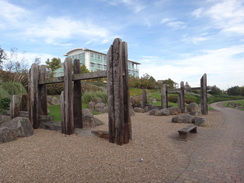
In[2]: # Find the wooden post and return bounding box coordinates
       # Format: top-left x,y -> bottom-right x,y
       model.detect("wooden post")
201,73 -> 208,115
107,38 -> 131,145
20,95 -> 28,111
142,89 -> 147,108
161,84 -> 168,109
73,59 -> 82,128
29,64 -> 39,128
60,91 -> 65,134
179,81 -> 185,113
10,95 -> 19,118
63,58 -> 74,135
38,65 -> 47,116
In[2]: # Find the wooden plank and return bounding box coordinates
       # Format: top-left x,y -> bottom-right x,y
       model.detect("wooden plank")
10,95 -> 19,119
73,59 -> 82,128
179,81 -> 185,113
39,71 -> 107,84
122,41 -> 131,143
107,45 -> 115,143
161,84 -> 168,109
64,58 -> 74,135
60,91 -> 65,134
38,65 -> 47,115
30,64 -> 39,128
201,73 -> 208,115
19,95 -> 28,111
142,89 -> 147,108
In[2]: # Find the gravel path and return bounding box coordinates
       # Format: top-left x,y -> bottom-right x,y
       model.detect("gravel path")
0,111 -> 222,183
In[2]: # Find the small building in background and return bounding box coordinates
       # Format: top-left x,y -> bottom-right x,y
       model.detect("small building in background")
54,48 -> 140,77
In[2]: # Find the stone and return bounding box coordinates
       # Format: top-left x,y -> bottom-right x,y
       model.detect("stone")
129,105 -> 135,116
93,97 -> 103,104
88,101 -> 95,109
168,107 -> 181,115
0,115 -> 11,126
154,109 -> 163,116
187,102 -> 199,115
134,107 -> 145,113
172,114 -> 194,123
194,117 -> 208,127
47,96 -> 60,105
149,109 -> 157,115
161,109 -> 171,116
94,103 -> 105,112
100,106 -> 109,113
151,98 -> 157,103
82,109 -> 104,128
2,117 -> 34,137
0,127 -> 18,144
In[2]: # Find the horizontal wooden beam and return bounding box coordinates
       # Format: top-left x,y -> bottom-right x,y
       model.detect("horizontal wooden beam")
39,71 -> 107,85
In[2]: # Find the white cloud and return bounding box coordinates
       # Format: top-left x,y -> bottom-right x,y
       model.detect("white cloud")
160,17 -> 186,30
139,45 -> 244,90
192,0 -> 244,35
103,0 -> 145,13
182,34 -> 209,44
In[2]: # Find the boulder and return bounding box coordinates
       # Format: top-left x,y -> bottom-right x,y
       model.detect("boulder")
187,102 -> 199,115
0,127 -> 18,144
134,107 -> 145,113
161,108 -> 171,116
2,117 -> 34,137
93,97 -> 103,104
168,107 -> 181,115
94,103 -> 105,112
100,106 -> 109,113
172,114 -> 194,123
82,109 -> 104,128
151,98 -> 157,103
194,117 -> 208,127
47,96 -> 60,105
149,109 -> 157,115
88,101 -> 95,109
0,115 -> 11,126
129,105 -> 135,116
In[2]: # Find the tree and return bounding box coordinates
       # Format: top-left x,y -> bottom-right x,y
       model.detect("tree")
0,46 -> 7,69
162,78 -> 177,89
140,73 -> 156,89
80,64 -> 89,73
209,85 -> 222,95
45,58 -> 62,77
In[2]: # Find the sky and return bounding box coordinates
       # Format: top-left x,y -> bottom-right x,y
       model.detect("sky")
0,0 -> 244,90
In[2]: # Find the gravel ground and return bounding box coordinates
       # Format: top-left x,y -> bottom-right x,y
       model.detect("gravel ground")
0,111 -> 222,183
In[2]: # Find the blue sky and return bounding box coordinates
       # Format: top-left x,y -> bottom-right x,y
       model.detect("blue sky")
0,0 -> 244,90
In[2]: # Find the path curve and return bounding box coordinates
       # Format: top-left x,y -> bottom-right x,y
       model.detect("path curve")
172,102 -> 244,183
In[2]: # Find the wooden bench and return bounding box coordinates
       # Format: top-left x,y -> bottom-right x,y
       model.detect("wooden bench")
178,125 -> 197,139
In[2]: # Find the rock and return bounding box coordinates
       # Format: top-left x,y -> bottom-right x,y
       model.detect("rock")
82,109 -> 104,128
100,106 -> 108,113
161,109 -> 171,116
187,102 -> 199,115
0,115 -> 11,126
47,96 -> 60,105
134,107 -> 145,113
88,101 -> 95,109
93,97 -> 103,104
194,117 -> 208,127
168,107 -> 181,115
151,98 -> 157,103
172,114 -> 194,123
2,117 -> 34,137
0,127 -> 18,144
95,103 -> 105,112
149,109 -> 157,115
129,105 -> 135,116
144,106 -> 149,112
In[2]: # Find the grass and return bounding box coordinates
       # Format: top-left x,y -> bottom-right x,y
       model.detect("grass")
223,100 -> 244,110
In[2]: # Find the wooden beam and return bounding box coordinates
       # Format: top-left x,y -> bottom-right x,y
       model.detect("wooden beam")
38,65 -> 47,115
201,73 -> 208,115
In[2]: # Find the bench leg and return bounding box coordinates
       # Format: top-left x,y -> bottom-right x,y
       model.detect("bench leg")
179,133 -> 187,139
190,128 -> 197,133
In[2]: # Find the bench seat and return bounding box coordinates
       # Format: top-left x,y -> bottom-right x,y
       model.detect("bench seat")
178,125 -> 197,139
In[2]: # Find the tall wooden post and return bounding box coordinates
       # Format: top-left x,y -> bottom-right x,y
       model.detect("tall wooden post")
20,95 -> 28,111
201,73 -> 208,115
63,58 -> 74,135
60,91 -> 65,134
107,38 -> 131,145
161,84 -> 168,109
10,95 -> 19,118
73,59 -> 82,128
38,65 -> 47,116
142,89 -> 147,108
179,81 -> 185,113
29,64 -> 39,128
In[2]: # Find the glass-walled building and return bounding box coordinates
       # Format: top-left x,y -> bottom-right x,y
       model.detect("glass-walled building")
54,48 -> 140,77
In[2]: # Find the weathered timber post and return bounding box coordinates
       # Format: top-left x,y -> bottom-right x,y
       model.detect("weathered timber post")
63,58 -> 74,135
142,89 -> 147,108
10,95 -> 19,118
20,95 -> 28,111
29,64 -> 40,128
73,59 -> 82,128
179,81 -> 185,113
107,38 -> 131,145
161,84 -> 168,109
201,73 -> 208,115
38,65 -> 47,115
60,91 -> 65,134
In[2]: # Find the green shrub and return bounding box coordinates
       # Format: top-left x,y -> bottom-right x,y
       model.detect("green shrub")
82,91 -> 108,104
47,83 -> 64,95
0,82 -> 26,96
0,98 -> 10,113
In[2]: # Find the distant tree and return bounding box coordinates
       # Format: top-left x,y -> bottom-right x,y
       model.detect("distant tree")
162,78 -> 177,89
227,86 -> 243,96
45,58 -> 62,77
208,85 -> 222,95
0,46 -> 7,69
80,64 -> 89,73
140,73 -> 156,89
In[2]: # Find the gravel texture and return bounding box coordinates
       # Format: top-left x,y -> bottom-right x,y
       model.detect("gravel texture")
0,111 -> 222,183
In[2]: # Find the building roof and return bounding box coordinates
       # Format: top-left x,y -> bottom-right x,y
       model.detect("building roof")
64,48 -> 140,65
